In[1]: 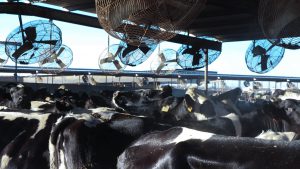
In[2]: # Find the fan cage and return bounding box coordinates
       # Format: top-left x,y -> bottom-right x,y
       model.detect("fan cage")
95,0 -> 207,47
118,41 -> 157,66
259,0 -> 300,49
5,19 -> 62,64
98,44 -> 127,74
245,40 -> 285,74
177,36 -> 221,70
150,48 -> 179,75
39,45 -> 73,74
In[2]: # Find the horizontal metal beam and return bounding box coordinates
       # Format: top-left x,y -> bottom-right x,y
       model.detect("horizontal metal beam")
64,2 -> 95,11
0,66 -> 299,82
0,2 -> 222,50
0,2 -> 102,28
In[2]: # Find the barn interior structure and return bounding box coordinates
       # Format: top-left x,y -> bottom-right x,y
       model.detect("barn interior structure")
0,0 -> 300,169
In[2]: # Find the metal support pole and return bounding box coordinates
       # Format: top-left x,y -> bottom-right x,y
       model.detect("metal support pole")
14,61 -> 18,83
204,49 -> 209,95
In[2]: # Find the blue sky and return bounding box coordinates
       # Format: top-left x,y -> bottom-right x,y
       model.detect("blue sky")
0,3 -> 299,77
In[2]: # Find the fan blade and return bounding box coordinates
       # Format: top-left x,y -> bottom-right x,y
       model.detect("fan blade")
41,55 -> 55,65
122,44 -> 138,58
138,45 -> 151,55
252,45 -> 267,57
35,40 -> 58,45
24,27 -> 37,42
12,42 -> 34,58
89,77 -> 97,86
113,60 -> 122,70
158,53 -> 166,63
56,47 -> 65,57
29,52 -> 35,60
0,58 -> 6,63
192,53 -> 202,66
100,57 -> 111,64
100,53 -> 115,64
56,59 -> 66,68
182,46 -> 198,55
156,62 -> 165,74
114,45 -> 124,58
167,59 -> 177,62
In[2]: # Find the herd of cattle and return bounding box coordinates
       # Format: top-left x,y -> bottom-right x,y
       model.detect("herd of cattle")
0,83 -> 300,169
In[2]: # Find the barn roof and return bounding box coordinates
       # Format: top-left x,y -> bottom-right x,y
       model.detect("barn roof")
0,0 -> 262,44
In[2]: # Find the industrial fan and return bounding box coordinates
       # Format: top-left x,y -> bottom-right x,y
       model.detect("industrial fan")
245,39 -> 285,74
287,81 -> 297,89
259,0 -> 300,49
253,81 -> 262,90
0,43 -> 9,67
136,77 -> 149,87
150,49 -> 179,75
98,44 -> 127,74
39,45 -> 73,74
95,0 -> 207,46
118,41 -> 157,66
5,19 -> 62,64
177,36 -> 222,70
243,80 -> 250,87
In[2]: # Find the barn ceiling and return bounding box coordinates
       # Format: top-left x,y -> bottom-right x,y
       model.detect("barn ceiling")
0,0 -> 262,43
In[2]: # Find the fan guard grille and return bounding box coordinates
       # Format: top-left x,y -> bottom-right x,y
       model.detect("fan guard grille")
259,0 -> 300,49
5,20 -> 62,64
95,0 -> 206,46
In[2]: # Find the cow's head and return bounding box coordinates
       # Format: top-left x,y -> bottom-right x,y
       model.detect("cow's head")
9,84 -> 33,109
278,99 -> 300,133
53,87 -> 78,112
112,89 -> 171,117
184,87 -> 216,118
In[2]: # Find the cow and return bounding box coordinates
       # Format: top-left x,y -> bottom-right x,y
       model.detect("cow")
255,130 -> 297,141
0,84 -> 33,110
273,89 -> 300,101
0,111 -> 62,169
49,112 -> 171,169
117,127 -> 300,169
159,87 -> 244,121
165,101 -> 295,137
112,87 -> 173,118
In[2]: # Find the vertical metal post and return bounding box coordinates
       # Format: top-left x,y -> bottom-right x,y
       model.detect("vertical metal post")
204,49 -> 209,95
14,61 -> 18,83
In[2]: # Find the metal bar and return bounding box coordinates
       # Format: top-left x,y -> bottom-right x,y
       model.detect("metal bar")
204,49 -> 209,95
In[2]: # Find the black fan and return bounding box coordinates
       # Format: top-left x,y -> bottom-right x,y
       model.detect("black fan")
177,36 -> 221,70
245,39 -> 285,74
118,41 -> 157,66
243,80 -> 250,87
5,19 -> 62,64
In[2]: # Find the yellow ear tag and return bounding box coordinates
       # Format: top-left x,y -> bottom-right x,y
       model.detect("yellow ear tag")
188,106 -> 193,112
161,105 -> 170,112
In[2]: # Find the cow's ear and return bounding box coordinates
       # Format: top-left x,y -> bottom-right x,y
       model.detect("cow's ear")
184,94 -> 195,112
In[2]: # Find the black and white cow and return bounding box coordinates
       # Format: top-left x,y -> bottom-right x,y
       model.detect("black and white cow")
0,84 -> 33,110
112,87 -> 173,118
118,127 -> 300,169
160,87 -> 243,121
166,101 -> 294,137
49,111 -> 171,169
0,111 -> 62,169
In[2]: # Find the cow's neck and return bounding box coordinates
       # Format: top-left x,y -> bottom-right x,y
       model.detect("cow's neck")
239,110 -> 285,137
